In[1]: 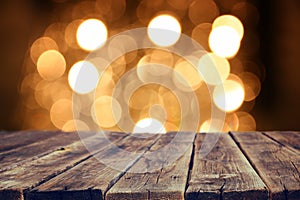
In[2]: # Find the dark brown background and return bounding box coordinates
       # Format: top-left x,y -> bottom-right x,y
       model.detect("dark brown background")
0,0 -> 299,130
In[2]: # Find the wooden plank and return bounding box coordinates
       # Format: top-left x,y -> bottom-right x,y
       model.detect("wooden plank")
106,132 -> 195,200
231,132 -> 300,200
0,131 -> 95,172
263,131 -> 300,152
26,133 -> 160,200
186,133 -> 268,200
0,132 -> 126,200
0,131 -> 63,153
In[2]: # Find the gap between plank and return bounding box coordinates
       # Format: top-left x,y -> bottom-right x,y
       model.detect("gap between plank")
24,153 -> 94,195
261,132 -> 299,154
262,132 -> 295,200
184,133 -> 196,199
103,135 -> 162,200
23,134 -> 128,199
0,131 -> 90,173
219,178 -> 226,200
228,131 -> 271,200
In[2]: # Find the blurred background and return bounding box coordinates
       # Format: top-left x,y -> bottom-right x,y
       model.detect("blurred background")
0,0 -> 299,131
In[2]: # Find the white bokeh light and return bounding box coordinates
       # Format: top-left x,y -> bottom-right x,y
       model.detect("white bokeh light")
147,14 -> 181,47
212,15 -> 244,40
209,26 -> 241,58
213,79 -> 245,112
197,53 -> 230,86
133,118 -> 166,134
76,19 -> 108,51
68,61 -> 99,94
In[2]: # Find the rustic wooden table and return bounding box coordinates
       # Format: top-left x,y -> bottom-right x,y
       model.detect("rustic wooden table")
0,131 -> 299,200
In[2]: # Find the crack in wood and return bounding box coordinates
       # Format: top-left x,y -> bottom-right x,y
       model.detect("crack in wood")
219,179 -> 226,200
279,179 -> 288,200
155,168 -> 163,184
290,161 -> 300,176
262,132 -> 299,154
1,131 -> 300,200
146,189 -> 150,200
184,135 -> 196,199
103,135 -> 161,200
229,132 -> 271,199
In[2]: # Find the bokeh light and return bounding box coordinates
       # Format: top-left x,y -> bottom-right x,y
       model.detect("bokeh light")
225,113 -> 239,131
173,59 -> 203,91
239,72 -> 261,102
68,61 -> 99,94
191,23 -> 212,51
133,118 -> 166,134
129,85 -> 161,110
62,119 -> 90,132
197,53 -> 230,86
236,111 -> 256,131
92,96 -> 122,128
160,89 -> 181,124
37,50 -> 66,81
30,37 -> 59,65
209,26 -> 241,58
188,0 -> 219,25
212,15 -> 244,40
19,0 -> 262,132
76,18 -> 108,51
213,78 -> 245,112
199,119 -> 230,133
147,14 -> 181,47
44,23 -> 68,53
65,19 -> 83,49
50,99 -> 74,129
231,2 -> 259,28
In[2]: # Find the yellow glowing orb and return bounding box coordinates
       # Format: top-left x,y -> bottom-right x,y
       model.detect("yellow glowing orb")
213,79 -> 245,112
37,50 -> 66,81
76,19 -> 108,51
209,26 -> 241,58
236,111 -> 256,131
133,118 -> 166,134
199,119 -> 230,132
212,15 -> 244,40
68,61 -> 99,94
30,37 -> 58,64
92,96 -> 122,128
174,60 -> 203,91
50,99 -> 73,129
197,53 -> 230,85
62,119 -> 90,132
147,14 -> 181,47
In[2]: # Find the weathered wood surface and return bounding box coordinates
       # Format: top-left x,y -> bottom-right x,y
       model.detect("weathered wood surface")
27,133 -> 159,200
0,131 -> 62,153
0,131 -> 300,200
0,131 -> 95,172
0,132 -> 126,190
186,133 -> 268,200
106,132 -> 195,200
231,132 -> 300,200
263,131 -> 300,153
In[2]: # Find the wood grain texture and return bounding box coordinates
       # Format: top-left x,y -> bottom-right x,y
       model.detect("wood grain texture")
106,132 -> 195,200
0,132 -> 126,189
27,133 -> 159,200
0,131 -> 94,172
231,132 -> 300,200
263,131 -> 300,153
1,131 -> 300,200
0,131 -> 63,153
186,133 -> 268,200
